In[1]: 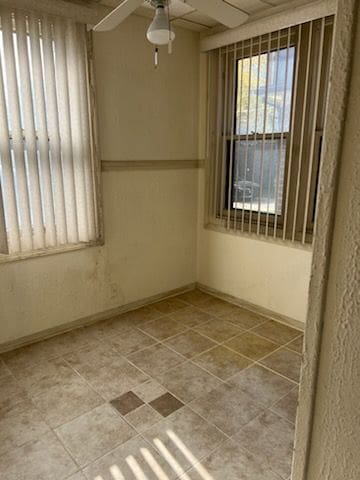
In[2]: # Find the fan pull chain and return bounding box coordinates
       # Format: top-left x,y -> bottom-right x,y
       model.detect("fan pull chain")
154,46 -> 159,68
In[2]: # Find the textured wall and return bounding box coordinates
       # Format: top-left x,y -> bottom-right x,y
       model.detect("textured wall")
293,1 -> 360,479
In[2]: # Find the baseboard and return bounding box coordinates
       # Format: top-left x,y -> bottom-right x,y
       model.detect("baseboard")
0,283 -> 196,354
196,282 -> 305,332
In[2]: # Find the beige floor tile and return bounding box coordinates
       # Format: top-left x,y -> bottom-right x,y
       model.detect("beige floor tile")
0,375 -> 26,410
55,404 -> 136,467
175,289 -> 213,306
128,344 -> 185,377
164,330 -> 216,359
193,319 -> 243,343
157,361 -> 222,403
83,316 -> 133,340
66,344 -> 149,399
198,297 -> 242,316
0,399 -> 50,456
42,327 -> 101,356
223,309 -> 268,330
2,340 -> 59,372
143,406 -> 226,473
0,358 -> 11,379
287,335 -> 304,354
271,387 -> 299,423
169,306 -> 216,328
138,317 -> 188,341
192,345 -> 252,380
252,320 -> 302,345
66,473 -> 87,480
260,348 -> 302,382
190,383 -> 264,436
229,364 -> 294,407
0,431 -> 77,480
132,379 -> 168,403
119,305 -> 163,326
106,328 -> 157,356
151,297 -> 188,314
14,358 -> 81,397
83,435 -> 179,480
182,438 -> 281,480
225,331 -> 279,360
125,404 -> 162,433
31,375 -> 104,428
235,410 -> 295,479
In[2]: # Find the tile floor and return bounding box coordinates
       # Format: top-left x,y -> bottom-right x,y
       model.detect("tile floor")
0,289 -> 303,480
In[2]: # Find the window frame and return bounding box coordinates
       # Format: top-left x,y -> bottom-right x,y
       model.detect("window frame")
206,18 -> 334,245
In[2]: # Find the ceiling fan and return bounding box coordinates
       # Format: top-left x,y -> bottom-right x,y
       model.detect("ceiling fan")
93,0 -> 249,48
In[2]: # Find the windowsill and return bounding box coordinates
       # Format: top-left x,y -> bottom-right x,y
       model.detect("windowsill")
0,239 -> 104,265
203,221 -> 313,251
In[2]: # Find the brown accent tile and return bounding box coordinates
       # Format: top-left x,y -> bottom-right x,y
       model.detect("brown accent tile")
169,306 -> 216,328
184,438 -> 280,480
132,379 -> 167,403
223,308 -> 269,330
193,345 -> 252,380
110,391 -> 144,415
235,410 -> 295,479
151,297 -> 187,314
138,317 -> 187,340
194,318 -> 243,343
164,330 -> 216,358
149,392 -> 184,417
125,404 -> 162,433
55,404 -> 136,467
0,431 -> 77,480
106,328 -> 157,356
83,436 -> 178,480
65,344 -> 149,400
157,361 -> 222,403
190,383 -> 263,436
271,386 -> 299,423
252,320 -> 302,344
128,344 -> 184,377
287,334 -> 304,354
225,331 -> 279,360
0,399 -> 50,457
143,406 -> 226,472
229,364 -> 294,407
260,347 -> 302,382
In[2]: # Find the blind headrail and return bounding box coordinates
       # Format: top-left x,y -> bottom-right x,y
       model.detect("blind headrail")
200,0 -> 336,52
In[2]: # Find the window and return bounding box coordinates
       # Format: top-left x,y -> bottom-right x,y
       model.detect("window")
0,7 -> 100,258
206,17 -> 334,244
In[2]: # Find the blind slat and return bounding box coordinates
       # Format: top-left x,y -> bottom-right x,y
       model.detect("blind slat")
1,8 -> 33,251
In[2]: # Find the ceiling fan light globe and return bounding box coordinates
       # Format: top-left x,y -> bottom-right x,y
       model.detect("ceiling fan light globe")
146,5 -> 175,45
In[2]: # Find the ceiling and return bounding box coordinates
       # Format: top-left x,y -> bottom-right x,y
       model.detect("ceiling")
97,0 -> 317,32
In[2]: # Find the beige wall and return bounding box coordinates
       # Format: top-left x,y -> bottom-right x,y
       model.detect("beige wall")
0,15 -> 199,345
196,171 -> 312,324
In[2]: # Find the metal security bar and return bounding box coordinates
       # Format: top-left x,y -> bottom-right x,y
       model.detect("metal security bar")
0,6 -> 100,256
206,17 -> 334,245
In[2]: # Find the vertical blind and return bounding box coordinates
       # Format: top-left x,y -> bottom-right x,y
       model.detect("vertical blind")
206,17 -> 334,245
0,7 -> 99,255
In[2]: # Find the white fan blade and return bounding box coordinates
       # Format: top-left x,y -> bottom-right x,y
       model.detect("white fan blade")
93,0 -> 144,32
186,0 -> 248,28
